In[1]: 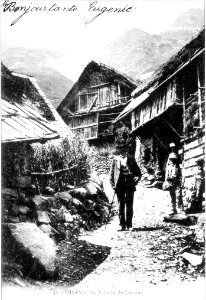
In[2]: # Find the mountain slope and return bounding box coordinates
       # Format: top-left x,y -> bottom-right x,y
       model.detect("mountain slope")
172,8 -> 204,31
2,48 -> 73,108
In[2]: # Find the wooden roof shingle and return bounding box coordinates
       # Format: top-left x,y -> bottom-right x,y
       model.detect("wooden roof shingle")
1,99 -> 59,143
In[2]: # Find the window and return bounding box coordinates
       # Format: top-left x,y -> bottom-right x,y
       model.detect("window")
79,88 -> 98,111
80,94 -> 87,110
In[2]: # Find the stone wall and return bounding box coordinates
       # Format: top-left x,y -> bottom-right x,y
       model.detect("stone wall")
2,173 -> 113,241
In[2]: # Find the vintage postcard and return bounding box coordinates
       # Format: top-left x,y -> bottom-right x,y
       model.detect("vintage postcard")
1,0 -> 205,299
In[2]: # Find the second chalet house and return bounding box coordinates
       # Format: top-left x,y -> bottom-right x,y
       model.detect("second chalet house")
114,28 -> 205,190
57,61 -> 137,143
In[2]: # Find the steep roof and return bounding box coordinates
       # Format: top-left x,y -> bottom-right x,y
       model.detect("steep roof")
132,27 -> 205,98
115,27 -> 205,123
1,63 -> 69,136
1,99 -> 59,143
57,60 -> 138,113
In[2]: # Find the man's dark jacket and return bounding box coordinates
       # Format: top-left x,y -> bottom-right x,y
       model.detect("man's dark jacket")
110,154 -> 141,192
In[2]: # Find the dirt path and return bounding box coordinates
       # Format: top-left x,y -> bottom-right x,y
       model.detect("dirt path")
3,185 -> 205,299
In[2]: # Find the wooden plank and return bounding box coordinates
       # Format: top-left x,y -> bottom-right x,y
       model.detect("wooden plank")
88,82 -> 109,89
73,113 -> 98,126
184,138 -> 204,151
131,111 -> 135,131
71,123 -> 97,130
184,144 -> 205,157
99,121 -> 113,124
72,112 -> 97,120
84,127 -> 91,139
183,166 -> 198,178
107,96 -> 129,106
65,107 -> 74,116
97,88 -> 100,107
96,112 -> 99,138
79,92 -> 98,96
88,96 -> 98,112
31,165 -> 78,176
87,136 -> 98,140
197,64 -> 203,127
184,155 -> 205,168
100,112 -> 120,116
118,84 -> 121,101
184,145 -> 204,160
78,91 -> 80,111
184,177 -> 196,188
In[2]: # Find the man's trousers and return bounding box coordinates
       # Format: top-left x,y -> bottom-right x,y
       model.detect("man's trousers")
169,184 -> 183,213
116,191 -> 134,229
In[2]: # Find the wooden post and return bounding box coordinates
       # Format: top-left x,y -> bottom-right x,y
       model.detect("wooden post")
118,84 -> 121,104
78,91 -> 80,111
131,111 -> 135,131
88,96 -> 98,112
182,75 -> 186,140
173,77 -> 177,101
98,88 -> 100,107
96,112 -> 99,138
115,85 -> 118,103
112,86 -> 115,106
197,64 -> 203,127
181,74 -> 186,193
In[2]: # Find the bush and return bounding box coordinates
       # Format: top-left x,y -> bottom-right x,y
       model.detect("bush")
30,134 -> 93,190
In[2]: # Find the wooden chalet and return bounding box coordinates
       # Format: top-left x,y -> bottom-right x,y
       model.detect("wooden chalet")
115,28 -> 205,188
1,63 -> 69,137
1,63 -> 70,189
57,61 -> 137,142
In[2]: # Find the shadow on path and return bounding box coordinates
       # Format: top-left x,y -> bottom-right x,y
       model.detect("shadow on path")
56,238 -> 111,287
132,226 -> 166,232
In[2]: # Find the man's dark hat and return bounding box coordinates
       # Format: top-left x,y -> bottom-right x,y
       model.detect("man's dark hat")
115,138 -> 127,148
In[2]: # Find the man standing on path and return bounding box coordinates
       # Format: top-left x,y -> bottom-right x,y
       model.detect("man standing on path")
109,135 -> 141,231
165,152 -> 183,214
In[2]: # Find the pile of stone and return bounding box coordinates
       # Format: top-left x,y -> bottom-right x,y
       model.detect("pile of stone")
91,154 -> 113,175
2,173 -> 113,280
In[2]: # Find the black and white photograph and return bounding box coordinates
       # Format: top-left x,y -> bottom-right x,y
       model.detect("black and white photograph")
1,0 -> 205,299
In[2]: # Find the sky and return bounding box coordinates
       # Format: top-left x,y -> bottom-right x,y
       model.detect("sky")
1,0 -> 205,80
